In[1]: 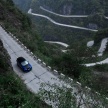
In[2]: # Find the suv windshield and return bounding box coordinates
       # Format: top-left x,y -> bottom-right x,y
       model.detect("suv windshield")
21,61 -> 28,66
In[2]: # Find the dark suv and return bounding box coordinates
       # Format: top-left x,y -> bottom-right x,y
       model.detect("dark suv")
16,57 -> 32,72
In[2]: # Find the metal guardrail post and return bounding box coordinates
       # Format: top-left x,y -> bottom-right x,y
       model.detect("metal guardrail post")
53,70 -> 58,76
37,59 -> 41,64
41,62 -> 46,67
85,86 -> 91,91
47,66 -> 51,71
60,73 -> 65,79
76,81 -> 81,86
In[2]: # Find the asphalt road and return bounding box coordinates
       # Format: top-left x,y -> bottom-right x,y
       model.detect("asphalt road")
45,41 -> 69,47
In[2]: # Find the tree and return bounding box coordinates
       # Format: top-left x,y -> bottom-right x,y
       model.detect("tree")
6,0 -> 14,6
51,50 -> 85,78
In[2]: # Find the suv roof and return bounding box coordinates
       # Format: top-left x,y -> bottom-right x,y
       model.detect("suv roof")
17,57 -> 26,63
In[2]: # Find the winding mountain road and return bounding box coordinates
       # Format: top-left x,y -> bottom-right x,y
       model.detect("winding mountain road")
45,41 -> 69,47
87,40 -> 94,47
28,9 -> 97,32
97,38 -> 108,56
3,6 -> 107,106
85,58 -> 108,67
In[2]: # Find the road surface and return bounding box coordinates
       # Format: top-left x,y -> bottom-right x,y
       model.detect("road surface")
87,40 -> 94,47
97,38 -> 108,56
45,41 -> 69,47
